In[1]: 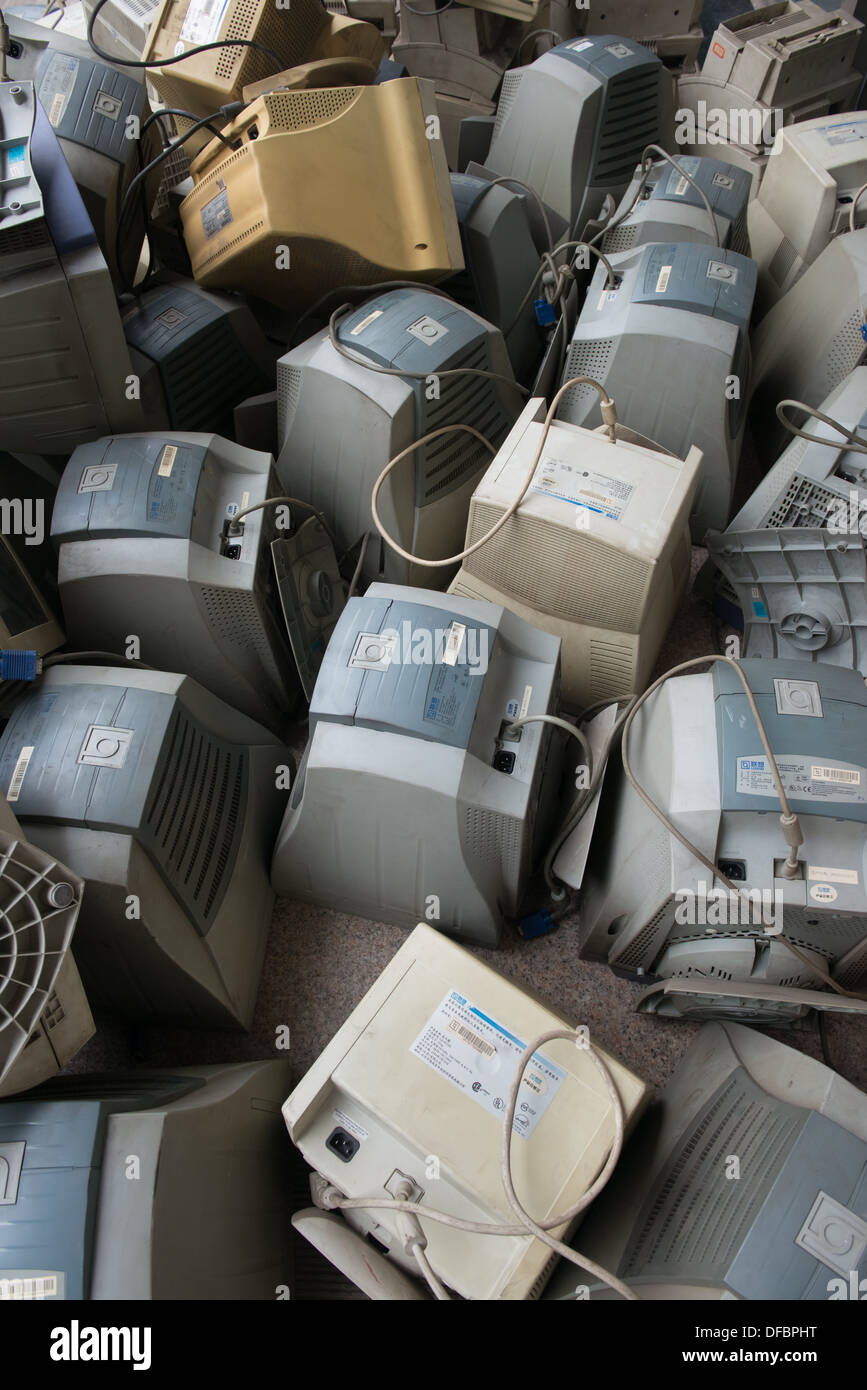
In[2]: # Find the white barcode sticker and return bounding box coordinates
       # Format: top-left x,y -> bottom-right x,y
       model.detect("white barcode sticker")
655,265 -> 672,293
48,92 -> 66,126
808,866 -> 859,885
0,1274 -> 58,1299
673,176 -> 689,196
811,765 -> 861,785
736,755 -> 867,804
350,309 -> 383,337
519,684 -> 532,719
157,444 -> 176,478
180,0 -> 229,45
410,990 -> 566,1139
6,747 -> 34,803
442,622 -> 465,667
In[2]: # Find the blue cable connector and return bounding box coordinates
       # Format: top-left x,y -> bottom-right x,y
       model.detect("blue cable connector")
0,649 -> 41,682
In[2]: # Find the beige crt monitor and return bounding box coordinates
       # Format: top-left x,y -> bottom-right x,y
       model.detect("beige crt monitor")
449,399 -> 702,710
143,0 -> 331,125
180,78 -> 463,312
285,923 -> 649,1301
749,114 -> 867,312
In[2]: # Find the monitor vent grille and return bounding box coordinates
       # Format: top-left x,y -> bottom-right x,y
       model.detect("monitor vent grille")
0,221 -> 53,257
834,938 -> 867,991
465,502 -> 650,631
728,204 -> 750,258
609,899 -> 672,969
825,310 -> 865,391
156,314 -> 267,433
621,1072 -> 803,1281
767,232 -> 799,288
588,637 -> 636,701
264,86 -> 360,132
592,69 -> 666,186
558,337 -> 615,421
143,708 -> 246,930
463,805 -> 522,873
214,0 -> 326,85
277,364 -> 304,442
197,585 -> 277,669
419,340 -> 512,503
601,221 -> 640,254
492,71 -> 523,143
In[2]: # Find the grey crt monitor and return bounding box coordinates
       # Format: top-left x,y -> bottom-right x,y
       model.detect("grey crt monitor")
0,1060 -> 292,1300
557,240 -> 757,540
475,34 -> 676,240
448,172 -> 542,384
52,432 -> 299,733
275,286 -> 523,588
545,1020 -> 867,1300
270,583 -> 563,945
601,155 -> 752,257
0,80 -> 140,455
580,659 -> 867,1024
0,665 -> 292,1030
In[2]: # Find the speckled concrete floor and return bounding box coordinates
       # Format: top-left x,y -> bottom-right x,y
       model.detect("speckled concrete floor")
65,539 -> 867,1099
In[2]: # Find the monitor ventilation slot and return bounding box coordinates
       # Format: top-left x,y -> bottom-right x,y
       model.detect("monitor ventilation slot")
265,87 -> 361,133
492,71 -> 522,143
558,338 -> 615,420
419,342 -> 510,504
593,70 -> 665,186
621,1071 -> 804,1280
143,708 -> 246,930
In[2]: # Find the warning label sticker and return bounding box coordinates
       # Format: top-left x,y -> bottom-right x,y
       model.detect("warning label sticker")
180,0 -> 229,45
735,755 -> 867,804
39,53 -> 79,128
531,455 -> 634,521
201,186 -> 232,239
410,990 -> 566,1139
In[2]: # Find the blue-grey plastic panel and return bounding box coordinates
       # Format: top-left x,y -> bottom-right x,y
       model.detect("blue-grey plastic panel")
632,243 -> 757,328
0,683 -> 174,830
51,436 -> 207,542
552,34 -> 659,81
450,173 -> 492,222
309,595 -> 495,750
0,1099 -> 106,1300
336,286 -> 488,375
713,659 -> 867,821
727,1111 -> 867,1300
649,156 -> 751,224
36,48 -> 145,162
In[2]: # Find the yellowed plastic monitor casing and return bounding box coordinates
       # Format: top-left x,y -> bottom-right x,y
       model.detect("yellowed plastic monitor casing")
144,0 -> 330,118
285,923 -> 649,1301
180,78 -> 464,311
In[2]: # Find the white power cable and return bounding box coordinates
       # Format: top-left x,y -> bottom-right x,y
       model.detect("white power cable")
369,375 -> 618,570
324,1027 -> 634,1300
776,398 -> 867,455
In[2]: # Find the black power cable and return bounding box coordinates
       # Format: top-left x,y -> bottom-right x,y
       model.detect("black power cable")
86,0 -> 282,72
